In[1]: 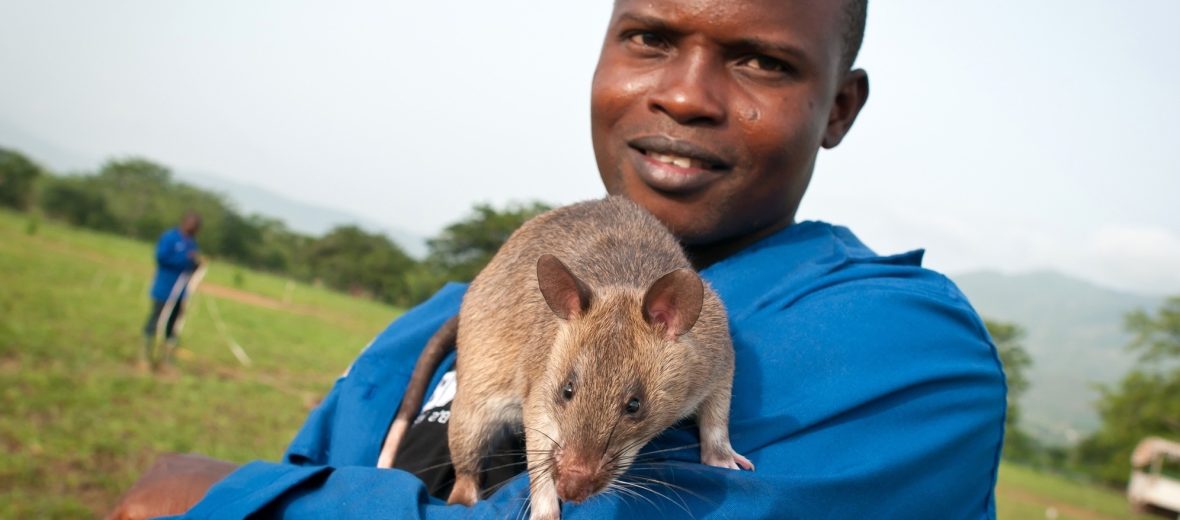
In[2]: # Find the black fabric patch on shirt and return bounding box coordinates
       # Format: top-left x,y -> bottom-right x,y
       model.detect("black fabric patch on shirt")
391,371 -> 527,500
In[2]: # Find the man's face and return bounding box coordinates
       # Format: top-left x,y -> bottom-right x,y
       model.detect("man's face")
181,216 -> 201,237
592,0 -> 865,247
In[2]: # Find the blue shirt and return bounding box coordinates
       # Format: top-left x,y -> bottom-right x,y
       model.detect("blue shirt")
150,228 -> 199,301
178,221 -> 1006,519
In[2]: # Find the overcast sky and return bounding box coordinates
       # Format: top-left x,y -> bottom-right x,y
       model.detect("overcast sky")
1,1 -> 1177,294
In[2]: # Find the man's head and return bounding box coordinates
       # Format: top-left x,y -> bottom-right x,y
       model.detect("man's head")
180,211 -> 202,237
592,0 -> 869,264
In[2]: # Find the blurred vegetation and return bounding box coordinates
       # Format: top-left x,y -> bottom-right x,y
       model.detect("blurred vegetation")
0,147 -> 43,211
994,463 -> 1159,520
411,201 -> 552,302
1076,296 -> 1180,485
988,320 -> 1039,464
0,146 -> 550,307
985,296 -> 1180,513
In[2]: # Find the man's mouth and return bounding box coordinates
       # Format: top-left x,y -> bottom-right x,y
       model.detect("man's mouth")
644,151 -> 714,170
627,136 -> 731,193
628,135 -> 730,170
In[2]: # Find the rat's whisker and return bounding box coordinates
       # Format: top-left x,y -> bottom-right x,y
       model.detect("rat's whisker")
616,475 -> 696,518
616,478 -> 692,517
624,473 -> 716,508
522,425 -> 562,448
607,480 -> 659,511
633,442 -> 702,459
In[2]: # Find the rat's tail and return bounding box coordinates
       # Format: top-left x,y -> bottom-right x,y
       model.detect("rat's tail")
376,315 -> 459,468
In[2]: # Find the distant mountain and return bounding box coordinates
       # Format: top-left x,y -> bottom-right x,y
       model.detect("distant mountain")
0,119 -> 95,172
171,170 -> 429,258
951,270 -> 1163,445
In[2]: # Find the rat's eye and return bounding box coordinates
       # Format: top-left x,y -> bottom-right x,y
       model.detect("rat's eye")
562,381 -> 575,401
625,397 -> 641,415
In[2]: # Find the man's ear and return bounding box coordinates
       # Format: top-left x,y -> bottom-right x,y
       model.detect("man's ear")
537,254 -> 593,320
822,68 -> 870,149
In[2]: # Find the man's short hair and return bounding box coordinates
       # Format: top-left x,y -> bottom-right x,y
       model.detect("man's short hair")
842,0 -> 868,71
606,0 -> 867,71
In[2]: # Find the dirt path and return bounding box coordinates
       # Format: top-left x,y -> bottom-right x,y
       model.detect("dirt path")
201,283 -> 289,311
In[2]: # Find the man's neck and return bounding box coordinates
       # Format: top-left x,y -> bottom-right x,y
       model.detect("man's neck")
685,217 -> 794,270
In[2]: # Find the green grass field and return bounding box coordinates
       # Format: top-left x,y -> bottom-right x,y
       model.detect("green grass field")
0,209 -> 1164,518
994,464 -> 1159,520
0,210 -> 400,517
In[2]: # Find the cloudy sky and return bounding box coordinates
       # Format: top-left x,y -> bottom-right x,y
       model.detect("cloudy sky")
1,1 -> 1177,294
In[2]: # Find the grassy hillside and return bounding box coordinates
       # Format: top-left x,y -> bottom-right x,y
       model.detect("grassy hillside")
0,210 -> 1164,519
995,463 -> 1158,520
0,210 -> 400,518
953,270 -> 1163,444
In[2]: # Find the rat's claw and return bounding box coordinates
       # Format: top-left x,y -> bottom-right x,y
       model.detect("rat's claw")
734,452 -> 755,471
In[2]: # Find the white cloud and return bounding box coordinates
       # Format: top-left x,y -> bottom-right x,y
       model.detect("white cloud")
1079,226 -> 1180,294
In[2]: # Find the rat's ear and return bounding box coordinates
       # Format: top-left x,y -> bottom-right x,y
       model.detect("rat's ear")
642,269 -> 704,339
537,254 -> 593,320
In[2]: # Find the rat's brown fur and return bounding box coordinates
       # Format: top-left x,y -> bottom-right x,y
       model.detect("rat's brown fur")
380,196 -> 750,520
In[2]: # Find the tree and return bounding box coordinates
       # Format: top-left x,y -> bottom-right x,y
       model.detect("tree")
94,157 -> 175,239
1077,296 -> 1180,485
1125,298 -> 1180,362
0,147 -> 42,211
407,201 -> 551,304
41,177 -> 118,231
217,211 -> 264,267
245,215 -> 305,273
986,319 -> 1036,462
305,225 -> 417,305
424,201 -> 552,283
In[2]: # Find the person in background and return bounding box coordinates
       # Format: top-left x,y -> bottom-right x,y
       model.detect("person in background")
141,211 -> 202,371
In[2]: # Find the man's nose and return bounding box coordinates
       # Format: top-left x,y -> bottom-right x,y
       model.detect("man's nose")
647,49 -> 726,126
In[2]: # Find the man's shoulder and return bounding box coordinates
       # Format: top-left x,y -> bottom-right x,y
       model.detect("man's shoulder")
706,221 -> 976,322
158,227 -> 181,242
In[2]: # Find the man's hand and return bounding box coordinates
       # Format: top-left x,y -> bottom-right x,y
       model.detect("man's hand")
105,453 -> 238,520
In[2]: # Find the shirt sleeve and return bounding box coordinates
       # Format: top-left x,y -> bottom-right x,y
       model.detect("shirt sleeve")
664,273 -> 1006,519
175,276 -> 1005,519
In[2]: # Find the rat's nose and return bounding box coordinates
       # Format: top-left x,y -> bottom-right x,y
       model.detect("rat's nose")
556,464 -> 596,503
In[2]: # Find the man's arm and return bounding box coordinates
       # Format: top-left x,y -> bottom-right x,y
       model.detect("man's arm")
173,274 -> 1005,519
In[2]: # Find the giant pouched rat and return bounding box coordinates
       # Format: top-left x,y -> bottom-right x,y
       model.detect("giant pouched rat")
377,196 -> 752,520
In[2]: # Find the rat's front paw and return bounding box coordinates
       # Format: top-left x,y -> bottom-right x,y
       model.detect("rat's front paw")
703,446 -> 755,471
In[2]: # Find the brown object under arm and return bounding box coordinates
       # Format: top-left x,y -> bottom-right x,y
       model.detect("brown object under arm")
105,453 -> 238,520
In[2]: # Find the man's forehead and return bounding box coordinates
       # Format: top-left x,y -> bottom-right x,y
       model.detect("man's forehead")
610,0 -> 846,30
608,0 -> 846,60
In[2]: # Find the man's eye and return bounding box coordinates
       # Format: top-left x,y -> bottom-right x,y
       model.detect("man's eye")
628,32 -> 666,49
743,55 -> 789,73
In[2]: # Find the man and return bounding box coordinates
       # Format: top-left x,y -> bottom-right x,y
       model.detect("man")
141,211 -> 202,370
115,0 -> 1006,517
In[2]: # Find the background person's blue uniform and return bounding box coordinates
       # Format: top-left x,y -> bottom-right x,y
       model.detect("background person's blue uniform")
176,222 -> 1007,519
150,227 -> 200,302
144,227 -> 200,341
